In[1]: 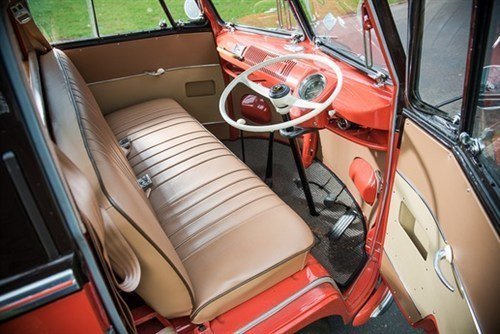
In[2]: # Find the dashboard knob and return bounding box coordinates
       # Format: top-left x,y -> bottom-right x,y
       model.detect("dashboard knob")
337,118 -> 352,130
328,110 -> 336,118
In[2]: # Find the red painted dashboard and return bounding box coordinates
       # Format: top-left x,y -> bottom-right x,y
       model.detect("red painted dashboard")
215,29 -> 394,150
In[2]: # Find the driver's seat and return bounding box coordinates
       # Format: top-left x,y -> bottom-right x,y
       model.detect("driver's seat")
41,48 -> 314,323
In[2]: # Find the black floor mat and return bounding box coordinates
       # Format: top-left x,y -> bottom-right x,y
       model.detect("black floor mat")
223,138 -> 367,287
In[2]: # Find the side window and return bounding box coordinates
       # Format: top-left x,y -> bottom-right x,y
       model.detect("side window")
28,0 -> 172,43
472,5 -> 499,185
212,0 -> 300,34
28,0 -> 96,42
92,0 -> 168,37
416,0 -> 473,117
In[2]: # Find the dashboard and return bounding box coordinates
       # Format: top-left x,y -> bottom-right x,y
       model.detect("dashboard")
216,29 -> 395,151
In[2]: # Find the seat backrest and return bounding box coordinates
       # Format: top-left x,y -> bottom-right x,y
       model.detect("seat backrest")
40,49 -> 194,318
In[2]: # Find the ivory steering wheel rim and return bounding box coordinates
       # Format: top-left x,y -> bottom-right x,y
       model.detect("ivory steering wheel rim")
219,53 -> 343,133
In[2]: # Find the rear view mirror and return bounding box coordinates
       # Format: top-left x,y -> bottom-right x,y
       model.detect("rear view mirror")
184,0 -> 203,21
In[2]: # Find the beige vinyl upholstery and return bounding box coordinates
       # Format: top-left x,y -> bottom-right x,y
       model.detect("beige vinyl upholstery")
40,48 -> 314,323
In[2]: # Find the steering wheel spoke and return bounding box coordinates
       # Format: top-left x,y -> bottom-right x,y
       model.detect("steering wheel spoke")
292,98 -> 322,110
241,75 -> 270,97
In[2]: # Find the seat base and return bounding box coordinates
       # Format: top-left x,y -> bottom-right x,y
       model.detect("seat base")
106,99 -> 314,322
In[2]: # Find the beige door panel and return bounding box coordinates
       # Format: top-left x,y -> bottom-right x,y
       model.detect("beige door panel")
64,32 -> 220,83
380,252 -> 422,324
385,173 -> 476,333
88,65 -> 225,123
64,32 -> 225,125
382,119 -> 500,333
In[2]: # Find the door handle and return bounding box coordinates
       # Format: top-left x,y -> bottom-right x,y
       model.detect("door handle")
434,245 -> 455,292
144,68 -> 165,76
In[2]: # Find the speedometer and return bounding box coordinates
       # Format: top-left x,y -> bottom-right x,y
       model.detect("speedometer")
298,74 -> 327,101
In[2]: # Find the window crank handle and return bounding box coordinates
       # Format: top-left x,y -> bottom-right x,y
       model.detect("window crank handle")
145,68 -> 165,76
434,245 -> 455,292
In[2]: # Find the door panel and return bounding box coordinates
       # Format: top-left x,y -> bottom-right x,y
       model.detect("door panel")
64,32 -> 225,124
87,65 -> 224,121
382,119 -> 499,333
64,32 -> 219,82
385,173 -> 475,333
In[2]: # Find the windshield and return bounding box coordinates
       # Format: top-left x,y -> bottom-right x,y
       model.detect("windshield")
213,0 -> 301,35
299,0 -> 387,71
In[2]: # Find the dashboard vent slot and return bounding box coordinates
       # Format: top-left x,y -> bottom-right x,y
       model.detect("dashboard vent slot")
244,46 -> 296,81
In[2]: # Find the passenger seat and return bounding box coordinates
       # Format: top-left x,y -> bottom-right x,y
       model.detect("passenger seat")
41,48 -> 314,323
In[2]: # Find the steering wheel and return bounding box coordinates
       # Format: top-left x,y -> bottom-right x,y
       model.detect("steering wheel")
219,53 -> 343,133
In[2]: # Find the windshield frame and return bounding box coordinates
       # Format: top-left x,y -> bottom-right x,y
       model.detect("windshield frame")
292,0 -> 392,81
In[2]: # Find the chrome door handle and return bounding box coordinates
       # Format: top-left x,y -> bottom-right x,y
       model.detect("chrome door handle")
145,68 -> 165,76
434,245 -> 455,292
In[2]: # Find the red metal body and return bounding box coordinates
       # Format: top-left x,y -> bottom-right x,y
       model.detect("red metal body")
352,282 -> 389,326
0,284 -> 109,334
240,94 -> 272,124
301,132 -> 318,168
198,255 -> 347,334
414,315 -> 439,334
215,31 -> 394,132
349,157 -> 379,205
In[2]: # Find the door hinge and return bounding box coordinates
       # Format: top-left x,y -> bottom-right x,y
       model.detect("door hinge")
459,132 -> 484,156
225,22 -> 235,32
368,71 -> 388,87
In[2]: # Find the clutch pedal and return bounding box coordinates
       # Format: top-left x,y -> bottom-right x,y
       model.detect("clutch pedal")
327,210 -> 358,241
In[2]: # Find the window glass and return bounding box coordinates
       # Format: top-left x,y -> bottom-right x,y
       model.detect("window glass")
299,0 -> 387,71
0,155 -> 48,279
472,3 -> 499,185
164,0 -> 194,23
93,0 -> 167,36
28,0 -> 96,42
389,0 -> 408,53
213,0 -> 300,34
29,0 -> 170,43
417,0 -> 472,118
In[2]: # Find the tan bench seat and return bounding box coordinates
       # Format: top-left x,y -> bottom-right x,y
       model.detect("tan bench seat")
41,48 -> 313,323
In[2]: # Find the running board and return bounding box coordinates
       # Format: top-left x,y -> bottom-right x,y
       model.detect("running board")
327,210 -> 358,241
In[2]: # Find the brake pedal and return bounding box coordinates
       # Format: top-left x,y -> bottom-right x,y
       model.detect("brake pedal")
327,210 -> 358,241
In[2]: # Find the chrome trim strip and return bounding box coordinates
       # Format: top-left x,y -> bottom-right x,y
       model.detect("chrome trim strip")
395,171 -> 445,239
370,290 -> 393,318
235,277 -> 338,333
454,266 -> 483,333
434,247 -> 455,292
87,64 -> 221,86
202,121 -> 226,126
0,269 -> 79,321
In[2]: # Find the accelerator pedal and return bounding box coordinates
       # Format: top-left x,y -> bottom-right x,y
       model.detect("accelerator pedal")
327,210 -> 358,241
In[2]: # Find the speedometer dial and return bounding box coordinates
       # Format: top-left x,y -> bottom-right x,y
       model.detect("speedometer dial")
298,74 -> 327,101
